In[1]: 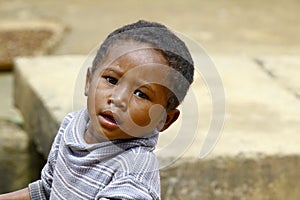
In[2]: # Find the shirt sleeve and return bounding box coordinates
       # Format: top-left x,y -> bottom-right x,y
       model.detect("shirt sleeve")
28,113 -> 73,200
96,174 -> 160,200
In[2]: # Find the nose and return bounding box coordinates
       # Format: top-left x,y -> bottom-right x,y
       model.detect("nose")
108,86 -> 128,110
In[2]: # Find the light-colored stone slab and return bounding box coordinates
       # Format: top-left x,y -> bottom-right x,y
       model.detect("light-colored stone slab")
256,55 -> 300,97
0,72 -> 22,123
14,55 -> 86,155
207,55 -> 300,157
158,55 -> 300,159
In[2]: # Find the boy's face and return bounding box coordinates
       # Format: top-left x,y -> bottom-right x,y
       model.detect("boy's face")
85,41 -> 179,142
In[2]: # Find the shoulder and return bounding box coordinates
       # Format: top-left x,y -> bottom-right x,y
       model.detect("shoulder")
111,145 -> 160,186
58,109 -> 89,134
54,109 -> 86,144
106,136 -> 160,175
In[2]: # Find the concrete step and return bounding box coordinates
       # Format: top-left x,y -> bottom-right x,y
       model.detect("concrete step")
14,55 -> 300,199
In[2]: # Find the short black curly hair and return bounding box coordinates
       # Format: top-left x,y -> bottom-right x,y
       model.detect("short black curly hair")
92,20 -> 194,109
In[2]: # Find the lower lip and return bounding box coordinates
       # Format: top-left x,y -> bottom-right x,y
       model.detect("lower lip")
98,115 -> 119,130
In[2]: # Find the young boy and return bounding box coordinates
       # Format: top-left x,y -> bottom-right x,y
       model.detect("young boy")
0,20 -> 194,200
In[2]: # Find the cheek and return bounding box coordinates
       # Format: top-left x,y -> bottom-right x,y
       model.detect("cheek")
128,99 -> 164,128
129,100 -> 152,126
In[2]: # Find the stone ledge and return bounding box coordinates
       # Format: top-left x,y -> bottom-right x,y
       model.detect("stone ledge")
160,155 -> 300,200
14,55 -> 85,156
255,55 -> 300,98
14,55 -> 300,199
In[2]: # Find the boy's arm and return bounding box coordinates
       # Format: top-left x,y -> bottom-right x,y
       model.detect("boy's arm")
0,188 -> 31,200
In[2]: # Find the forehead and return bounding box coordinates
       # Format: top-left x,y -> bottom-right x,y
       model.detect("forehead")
104,41 -> 170,74
104,41 -> 166,64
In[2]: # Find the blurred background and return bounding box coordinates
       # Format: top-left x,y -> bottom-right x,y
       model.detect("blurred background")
1,0 -> 300,56
0,0 -> 299,199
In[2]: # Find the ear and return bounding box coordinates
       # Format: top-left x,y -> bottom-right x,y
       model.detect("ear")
158,109 -> 180,132
84,67 -> 92,96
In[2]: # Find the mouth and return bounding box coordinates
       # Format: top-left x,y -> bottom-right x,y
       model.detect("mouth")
102,112 -> 117,123
98,110 -> 120,129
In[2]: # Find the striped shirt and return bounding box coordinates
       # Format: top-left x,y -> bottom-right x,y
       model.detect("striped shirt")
28,109 -> 160,200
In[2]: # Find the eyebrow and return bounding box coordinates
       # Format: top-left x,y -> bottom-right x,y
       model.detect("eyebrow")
102,67 -> 123,76
140,84 -> 154,93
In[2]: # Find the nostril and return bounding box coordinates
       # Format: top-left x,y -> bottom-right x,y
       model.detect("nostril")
107,98 -> 113,105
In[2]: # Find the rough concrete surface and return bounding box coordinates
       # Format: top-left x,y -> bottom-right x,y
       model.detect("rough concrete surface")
14,56 -> 85,156
255,56 -> 300,98
0,72 -> 22,123
160,156 -> 300,200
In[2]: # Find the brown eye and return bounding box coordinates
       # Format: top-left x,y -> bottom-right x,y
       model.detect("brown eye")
134,90 -> 150,100
104,76 -> 118,85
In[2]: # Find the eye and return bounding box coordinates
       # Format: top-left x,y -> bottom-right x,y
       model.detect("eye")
134,90 -> 150,100
104,76 -> 118,85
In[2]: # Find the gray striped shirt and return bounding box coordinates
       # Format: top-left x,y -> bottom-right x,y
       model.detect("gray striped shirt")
29,109 -> 160,199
